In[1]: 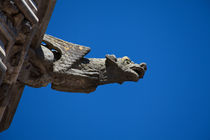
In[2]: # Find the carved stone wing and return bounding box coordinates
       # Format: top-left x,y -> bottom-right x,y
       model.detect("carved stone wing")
43,34 -> 90,73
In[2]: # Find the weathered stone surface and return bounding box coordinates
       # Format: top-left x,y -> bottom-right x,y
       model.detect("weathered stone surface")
0,0 -> 56,132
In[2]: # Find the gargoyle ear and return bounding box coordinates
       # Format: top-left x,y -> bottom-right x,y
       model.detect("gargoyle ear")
106,54 -> 117,61
105,54 -> 118,67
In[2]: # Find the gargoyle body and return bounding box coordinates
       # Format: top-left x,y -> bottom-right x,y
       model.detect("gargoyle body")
18,35 -> 147,93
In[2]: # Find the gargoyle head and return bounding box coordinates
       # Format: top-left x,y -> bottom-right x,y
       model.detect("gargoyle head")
102,55 -> 147,85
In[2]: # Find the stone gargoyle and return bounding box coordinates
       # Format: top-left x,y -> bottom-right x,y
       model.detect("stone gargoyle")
18,34 -> 147,93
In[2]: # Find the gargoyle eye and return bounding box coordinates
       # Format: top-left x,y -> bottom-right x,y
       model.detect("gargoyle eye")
122,56 -> 131,64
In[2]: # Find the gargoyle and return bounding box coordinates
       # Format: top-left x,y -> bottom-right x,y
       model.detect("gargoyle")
18,34 -> 147,93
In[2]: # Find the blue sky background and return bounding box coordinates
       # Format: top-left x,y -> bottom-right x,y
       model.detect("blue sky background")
1,0 -> 210,139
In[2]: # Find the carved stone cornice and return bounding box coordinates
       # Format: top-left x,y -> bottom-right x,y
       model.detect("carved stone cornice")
0,0 -> 56,132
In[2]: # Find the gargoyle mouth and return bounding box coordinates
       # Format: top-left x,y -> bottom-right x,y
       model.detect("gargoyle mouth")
130,63 -> 147,79
131,67 -> 144,78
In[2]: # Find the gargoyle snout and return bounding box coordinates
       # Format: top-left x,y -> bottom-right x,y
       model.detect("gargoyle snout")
140,63 -> 147,71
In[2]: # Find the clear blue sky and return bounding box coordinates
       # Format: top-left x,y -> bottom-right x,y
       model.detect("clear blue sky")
1,0 -> 210,139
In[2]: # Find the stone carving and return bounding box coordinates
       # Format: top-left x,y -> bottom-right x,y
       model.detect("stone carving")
19,34 -> 147,93
0,0 -> 146,132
